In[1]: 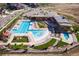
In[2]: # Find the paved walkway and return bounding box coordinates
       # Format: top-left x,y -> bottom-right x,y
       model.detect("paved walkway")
72,33 -> 77,42
53,40 -> 59,46
7,34 -> 14,44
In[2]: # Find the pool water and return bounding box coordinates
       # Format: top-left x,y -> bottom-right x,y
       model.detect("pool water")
31,30 -> 46,39
11,21 -> 30,33
11,20 -> 48,39
63,32 -> 69,40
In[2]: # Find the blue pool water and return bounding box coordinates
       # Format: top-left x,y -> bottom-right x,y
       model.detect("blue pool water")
11,21 -> 30,33
11,20 -> 47,39
63,32 -> 69,40
31,30 -> 46,39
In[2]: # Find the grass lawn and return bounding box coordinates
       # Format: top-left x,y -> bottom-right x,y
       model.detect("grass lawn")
13,36 -> 28,42
11,44 -> 27,50
37,21 -> 47,28
34,38 -> 56,50
56,40 -> 68,47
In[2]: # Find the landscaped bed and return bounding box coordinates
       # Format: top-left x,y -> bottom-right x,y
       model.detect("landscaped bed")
13,36 -> 28,42
9,44 -> 27,50
37,21 -> 47,28
34,38 -> 56,50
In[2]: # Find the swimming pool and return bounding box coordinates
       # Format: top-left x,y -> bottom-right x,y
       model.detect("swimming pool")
11,20 -> 48,40
31,30 -> 46,39
11,21 -> 30,33
63,32 -> 69,40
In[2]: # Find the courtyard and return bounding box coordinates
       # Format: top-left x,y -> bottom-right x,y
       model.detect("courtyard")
0,6 -> 78,53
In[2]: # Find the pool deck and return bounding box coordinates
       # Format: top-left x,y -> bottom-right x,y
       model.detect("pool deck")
28,31 -> 51,46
